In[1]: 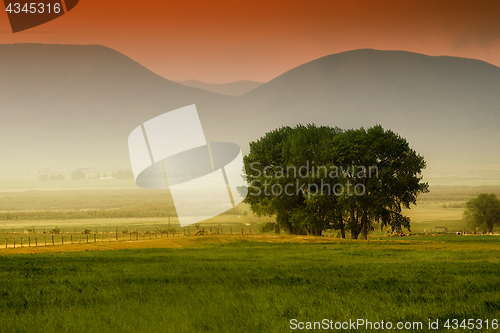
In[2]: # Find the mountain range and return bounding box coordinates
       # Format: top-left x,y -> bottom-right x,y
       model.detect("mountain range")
0,44 -> 499,183
175,80 -> 262,96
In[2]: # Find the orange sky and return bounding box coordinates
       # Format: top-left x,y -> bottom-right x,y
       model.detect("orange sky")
1,0 -> 499,83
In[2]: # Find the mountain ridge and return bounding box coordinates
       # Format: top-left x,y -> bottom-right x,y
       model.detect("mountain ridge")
175,79 -> 263,96
0,44 -> 498,183
210,48 -> 499,170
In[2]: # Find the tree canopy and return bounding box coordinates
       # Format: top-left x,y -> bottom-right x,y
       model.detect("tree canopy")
71,169 -> 86,181
243,124 -> 428,239
463,193 -> 500,233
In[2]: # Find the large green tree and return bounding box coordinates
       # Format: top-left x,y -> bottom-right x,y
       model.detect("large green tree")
243,124 -> 428,238
322,126 -> 429,239
463,193 -> 500,233
243,124 -> 342,235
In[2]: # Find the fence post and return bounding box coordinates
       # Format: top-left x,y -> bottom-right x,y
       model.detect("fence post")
29,237 -> 31,247
13,239 -> 15,248
5,239 -> 7,248
21,237 -> 22,247
52,236 -> 54,245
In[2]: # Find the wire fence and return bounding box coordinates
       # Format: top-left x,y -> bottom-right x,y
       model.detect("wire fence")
1,224 -> 497,249
1,226 -> 261,249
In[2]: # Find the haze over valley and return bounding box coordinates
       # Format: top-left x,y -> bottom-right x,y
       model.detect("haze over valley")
0,44 -> 498,185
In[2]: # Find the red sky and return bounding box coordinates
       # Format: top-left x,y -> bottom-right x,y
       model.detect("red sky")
1,0 -> 499,83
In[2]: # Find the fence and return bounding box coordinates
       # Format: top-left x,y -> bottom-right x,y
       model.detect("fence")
1,226 -> 260,249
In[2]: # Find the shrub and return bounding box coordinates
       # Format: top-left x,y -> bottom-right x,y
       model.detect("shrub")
260,222 -> 280,234
71,170 -> 86,180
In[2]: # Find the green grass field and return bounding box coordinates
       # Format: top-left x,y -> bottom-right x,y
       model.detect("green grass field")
1,182 -> 499,332
0,236 -> 499,332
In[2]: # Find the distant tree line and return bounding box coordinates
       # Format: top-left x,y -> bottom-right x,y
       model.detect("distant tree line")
72,169 -> 134,181
38,170 -> 134,181
38,174 -> 65,181
242,124 -> 429,239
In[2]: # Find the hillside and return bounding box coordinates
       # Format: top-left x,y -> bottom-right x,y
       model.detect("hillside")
175,80 -> 262,96
0,45 -> 498,183
0,44 -> 236,171
211,49 -> 500,175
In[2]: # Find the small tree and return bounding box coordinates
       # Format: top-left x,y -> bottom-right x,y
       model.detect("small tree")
464,193 -> 500,233
71,169 -> 86,180
38,174 -> 48,181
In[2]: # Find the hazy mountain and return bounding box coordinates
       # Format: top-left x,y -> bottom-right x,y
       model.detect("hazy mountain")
0,43 -> 236,171
1,45 -> 498,183
208,49 -> 500,177
175,79 -> 262,96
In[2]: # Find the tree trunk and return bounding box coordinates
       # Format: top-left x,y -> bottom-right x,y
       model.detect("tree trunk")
338,210 -> 346,239
350,208 -> 359,239
361,209 -> 368,240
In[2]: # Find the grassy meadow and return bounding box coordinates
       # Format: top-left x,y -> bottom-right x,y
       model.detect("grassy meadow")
0,236 -> 499,332
1,180 -> 499,332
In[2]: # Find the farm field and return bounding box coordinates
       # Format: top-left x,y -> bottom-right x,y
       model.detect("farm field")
1,181 -> 499,332
1,184 -> 499,235
0,235 -> 499,332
